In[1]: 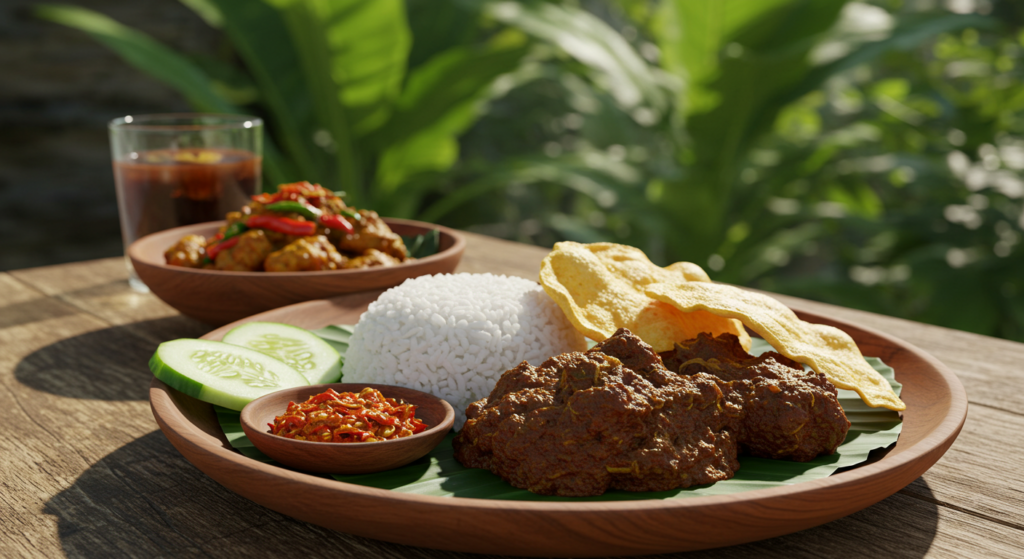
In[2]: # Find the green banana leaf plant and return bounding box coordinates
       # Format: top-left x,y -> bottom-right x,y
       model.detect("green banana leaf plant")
435,1 -> 988,268
37,0 -> 533,216
38,0 -> 1023,340
420,1 -> 1015,338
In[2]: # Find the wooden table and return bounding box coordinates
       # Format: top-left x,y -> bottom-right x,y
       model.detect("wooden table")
2,232 -> 1022,558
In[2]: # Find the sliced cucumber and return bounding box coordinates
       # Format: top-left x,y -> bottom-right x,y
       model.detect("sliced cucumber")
150,339 -> 309,411
222,322 -> 342,385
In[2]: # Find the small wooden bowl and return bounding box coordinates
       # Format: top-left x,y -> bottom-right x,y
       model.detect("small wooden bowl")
128,218 -> 465,326
239,383 -> 455,475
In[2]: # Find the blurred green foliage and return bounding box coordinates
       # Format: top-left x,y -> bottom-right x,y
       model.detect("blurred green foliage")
39,0 -> 1024,341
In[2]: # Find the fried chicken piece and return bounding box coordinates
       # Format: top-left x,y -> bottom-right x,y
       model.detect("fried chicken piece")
164,234 -> 207,268
317,195 -> 350,216
214,229 -> 275,271
342,248 -> 402,269
331,210 -> 407,261
223,210 -> 247,231
263,235 -> 345,272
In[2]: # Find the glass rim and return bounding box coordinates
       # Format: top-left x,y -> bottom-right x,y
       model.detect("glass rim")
109,113 -> 263,132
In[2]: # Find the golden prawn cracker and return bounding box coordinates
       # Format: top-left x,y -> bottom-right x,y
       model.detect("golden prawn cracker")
644,281 -> 906,411
539,242 -> 751,353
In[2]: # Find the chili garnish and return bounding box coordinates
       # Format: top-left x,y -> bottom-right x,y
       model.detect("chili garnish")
266,200 -> 322,221
269,387 -> 428,443
206,235 -> 240,260
246,214 -> 318,236
251,181 -> 333,205
319,213 -> 354,234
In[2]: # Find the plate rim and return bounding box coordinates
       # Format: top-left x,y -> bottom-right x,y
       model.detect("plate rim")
149,292 -> 967,556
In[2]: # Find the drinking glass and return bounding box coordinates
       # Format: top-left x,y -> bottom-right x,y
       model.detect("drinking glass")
109,114 -> 263,292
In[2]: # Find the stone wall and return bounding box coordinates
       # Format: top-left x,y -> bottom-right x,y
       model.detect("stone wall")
0,0 -> 221,270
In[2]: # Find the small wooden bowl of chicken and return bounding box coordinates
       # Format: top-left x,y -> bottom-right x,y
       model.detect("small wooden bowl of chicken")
129,216 -> 465,325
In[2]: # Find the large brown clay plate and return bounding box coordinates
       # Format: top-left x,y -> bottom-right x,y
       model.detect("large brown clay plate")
149,292 -> 967,557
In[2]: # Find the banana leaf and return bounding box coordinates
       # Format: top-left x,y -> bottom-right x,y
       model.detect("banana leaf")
486,2 -> 672,120
35,3 -> 296,187
216,335 -> 901,500
400,230 -> 441,259
309,324 -> 355,356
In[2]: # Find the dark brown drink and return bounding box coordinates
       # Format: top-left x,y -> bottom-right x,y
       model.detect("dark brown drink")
113,148 -> 261,244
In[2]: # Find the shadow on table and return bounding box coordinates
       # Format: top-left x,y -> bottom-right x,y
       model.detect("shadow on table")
44,430 -> 942,559
42,431 -> 509,559
13,316 -> 209,401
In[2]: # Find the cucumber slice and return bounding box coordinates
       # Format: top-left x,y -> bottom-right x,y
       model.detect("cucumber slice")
222,322 -> 342,385
150,339 -> 309,411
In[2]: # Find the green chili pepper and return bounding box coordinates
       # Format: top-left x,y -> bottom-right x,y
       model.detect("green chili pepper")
339,208 -> 361,221
222,221 -> 249,240
266,200 -> 322,221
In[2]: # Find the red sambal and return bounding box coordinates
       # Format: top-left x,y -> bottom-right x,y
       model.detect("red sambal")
269,387 -> 428,443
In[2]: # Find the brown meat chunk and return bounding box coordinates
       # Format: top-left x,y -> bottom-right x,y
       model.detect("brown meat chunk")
660,332 -> 804,376
590,329 -> 678,387
331,210 -> 407,261
214,229 -> 275,271
263,235 -> 345,272
455,332 -> 740,496
164,234 -> 207,268
454,329 -> 851,497
660,333 -> 850,461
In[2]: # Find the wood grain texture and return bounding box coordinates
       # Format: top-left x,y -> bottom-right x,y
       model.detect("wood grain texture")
240,383 -> 454,474
7,257 -> 209,345
900,404 -> 1024,529
128,219 -> 467,326
2,232 -> 1023,558
454,233 -> 548,280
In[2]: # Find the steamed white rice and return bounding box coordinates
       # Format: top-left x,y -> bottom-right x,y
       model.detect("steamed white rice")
341,273 -> 587,428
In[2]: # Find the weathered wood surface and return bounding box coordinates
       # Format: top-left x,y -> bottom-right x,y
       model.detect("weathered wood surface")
1,231 -> 1022,558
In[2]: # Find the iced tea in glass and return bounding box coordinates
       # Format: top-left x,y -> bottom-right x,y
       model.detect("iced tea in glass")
109,114 -> 263,291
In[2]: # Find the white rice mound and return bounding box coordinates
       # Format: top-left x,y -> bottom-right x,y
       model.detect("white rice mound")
342,273 -> 587,429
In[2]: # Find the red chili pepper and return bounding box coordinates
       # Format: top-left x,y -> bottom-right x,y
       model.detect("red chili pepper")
319,214 -> 354,234
309,425 -> 331,436
206,236 -> 240,260
246,214 -> 317,236
307,390 -> 340,405
250,192 -> 279,204
252,181 -> 334,205
250,190 -> 305,205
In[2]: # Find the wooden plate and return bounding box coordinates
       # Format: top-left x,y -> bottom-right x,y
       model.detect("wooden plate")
129,218 -> 465,325
149,293 -> 967,557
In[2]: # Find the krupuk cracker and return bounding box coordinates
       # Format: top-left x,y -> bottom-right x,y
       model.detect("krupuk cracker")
539,242 -> 751,353
644,281 -> 906,411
